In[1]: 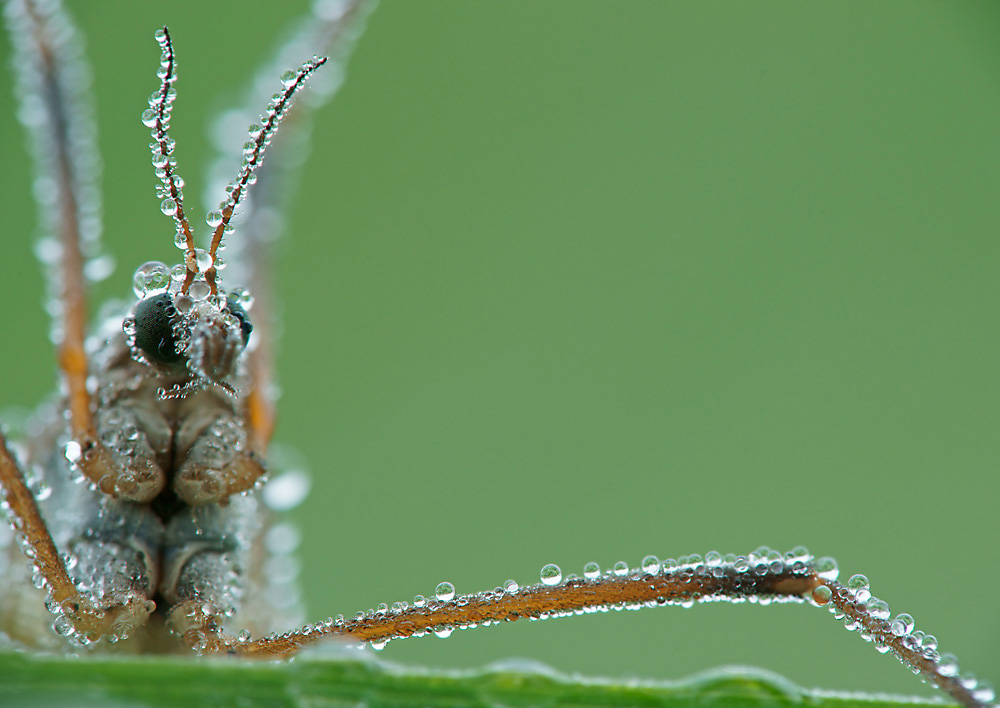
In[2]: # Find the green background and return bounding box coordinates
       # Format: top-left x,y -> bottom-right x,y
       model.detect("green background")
0,1 -> 997,699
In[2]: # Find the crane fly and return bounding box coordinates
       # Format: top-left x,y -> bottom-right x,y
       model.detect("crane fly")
0,2 -> 993,707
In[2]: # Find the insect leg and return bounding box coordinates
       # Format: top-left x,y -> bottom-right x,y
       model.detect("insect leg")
3,0 -> 145,500
165,551 -> 820,657
169,391 -> 265,505
162,493 -> 266,650
164,548 -> 993,708
0,431 -> 154,644
4,0 -> 100,443
818,578 -> 989,708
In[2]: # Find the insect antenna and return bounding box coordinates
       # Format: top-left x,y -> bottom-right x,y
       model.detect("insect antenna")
203,56 -> 329,294
142,26 -> 197,293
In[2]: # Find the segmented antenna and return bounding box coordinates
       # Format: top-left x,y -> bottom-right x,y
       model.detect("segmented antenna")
141,27 -> 197,292
203,55 -> 329,293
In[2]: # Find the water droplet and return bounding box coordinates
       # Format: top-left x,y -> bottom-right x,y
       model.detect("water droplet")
539,563 -> 562,586
960,673 -> 979,691
160,198 -> 177,216
435,581 -> 455,602
612,561 -> 629,577
937,653 -> 960,677
890,613 -> 914,636
972,683 -> 995,704
262,469 -> 310,511
704,551 -> 722,566
132,261 -> 170,297
173,293 -> 193,314
188,279 -> 211,301
206,211 -> 223,229
64,441 -> 82,463
811,585 -> 832,606
847,574 -> 871,602
847,574 -> 869,590
434,625 -> 453,639
227,288 -> 254,312
641,555 -> 660,574
53,615 -> 75,636
502,579 -> 519,593
141,108 -> 158,128
194,248 -> 213,272
370,639 -> 387,650
280,70 -> 297,87
813,556 -> 838,581
865,597 -> 890,620
583,562 -> 600,579
413,594 -> 426,608
84,255 -> 115,283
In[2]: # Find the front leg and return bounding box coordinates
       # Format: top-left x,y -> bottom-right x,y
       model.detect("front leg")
0,432 -> 157,645
162,493 -> 264,651
172,393 -> 266,506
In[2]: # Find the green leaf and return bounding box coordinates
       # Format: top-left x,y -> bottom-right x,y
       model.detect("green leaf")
0,648 -> 956,708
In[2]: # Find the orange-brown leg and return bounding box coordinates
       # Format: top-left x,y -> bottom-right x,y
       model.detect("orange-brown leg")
167,550 -> 991,708
9,0 -> 96,446
166,553 -> 819,658
0,432 -> 154,643
168,397 -> 268,505
816,578 -> 989,708
8,0 -> 169,504
4,0 -> 159,645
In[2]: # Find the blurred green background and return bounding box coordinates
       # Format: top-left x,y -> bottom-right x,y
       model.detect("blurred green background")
0,0 -> 997,698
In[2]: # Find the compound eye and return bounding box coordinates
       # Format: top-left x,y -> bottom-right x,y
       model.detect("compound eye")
226,300 -> 253,347
133,293 -> 183,364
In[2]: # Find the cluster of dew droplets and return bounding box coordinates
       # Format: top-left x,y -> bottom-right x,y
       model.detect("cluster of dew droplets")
817,572 -> 994,705
352,546 -> 821,653
0,443 -> 58,640
0,441 -> 136,647
4,0 -> 109,347
525,545 -> 824,615
141,28 -> 195,273
201,54 -> 330,282
223,450 -> 314,643
137,32 -> 331,311
200,0 -> 375,293
124,259 -> 257,402
138,28 -> 224,299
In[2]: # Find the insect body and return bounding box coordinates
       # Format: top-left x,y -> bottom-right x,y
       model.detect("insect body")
0,4 -> 338,652
0,2 -> 994,707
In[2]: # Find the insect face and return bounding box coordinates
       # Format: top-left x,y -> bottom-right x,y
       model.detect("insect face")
126,283 -> 253,394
